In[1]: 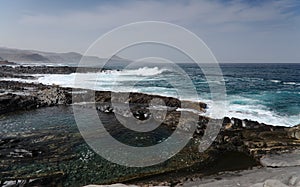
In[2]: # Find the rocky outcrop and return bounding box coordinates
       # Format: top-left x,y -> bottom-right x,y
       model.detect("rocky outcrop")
0,93 -> 39,114
0,60 -> 16,65
36,86 -> 72,106
0,81 -> 206,115
0,82 -> 72,114
216,118 -> 299,159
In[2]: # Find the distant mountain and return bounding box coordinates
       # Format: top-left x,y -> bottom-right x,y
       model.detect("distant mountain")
110,55 -> 128,61
19,53 -> 50,62
0,47 -> 127,65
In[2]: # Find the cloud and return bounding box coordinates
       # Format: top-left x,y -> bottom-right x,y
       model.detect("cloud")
19,0 -> 300,32
3,0 -> 299,62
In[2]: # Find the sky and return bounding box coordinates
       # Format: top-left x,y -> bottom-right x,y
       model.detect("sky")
0,0 -> 300,63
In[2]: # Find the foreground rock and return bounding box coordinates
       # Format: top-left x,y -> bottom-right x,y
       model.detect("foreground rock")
181,162 -> 300,187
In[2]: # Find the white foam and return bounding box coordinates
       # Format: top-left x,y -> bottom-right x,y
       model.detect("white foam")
283,82 -> 300,85
0,78 -> 37,83
176,108 -> 204,115
103,67 -> 167,76
270,80 -> 281,83
223,96 -> 300,127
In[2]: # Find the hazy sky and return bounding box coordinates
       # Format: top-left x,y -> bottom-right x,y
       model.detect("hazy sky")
0,0 -> 300,62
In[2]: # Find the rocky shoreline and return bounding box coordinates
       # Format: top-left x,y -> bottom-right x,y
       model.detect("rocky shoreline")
0,60 -> 16,66
0,65 -> 300,187
0,64 -> 106,80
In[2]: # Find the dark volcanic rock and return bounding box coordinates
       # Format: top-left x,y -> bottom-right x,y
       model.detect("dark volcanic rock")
0,81 -> 72,114
0,93 -> 38,114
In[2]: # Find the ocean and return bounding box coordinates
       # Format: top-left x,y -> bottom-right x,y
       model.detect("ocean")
2,63 -> 299,126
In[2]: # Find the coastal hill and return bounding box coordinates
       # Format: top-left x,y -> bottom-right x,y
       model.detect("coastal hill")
0,47 -> 127,65
0,56 -> 17,65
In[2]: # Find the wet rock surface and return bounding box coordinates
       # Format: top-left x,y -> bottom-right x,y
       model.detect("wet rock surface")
0,129 -> 83,186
